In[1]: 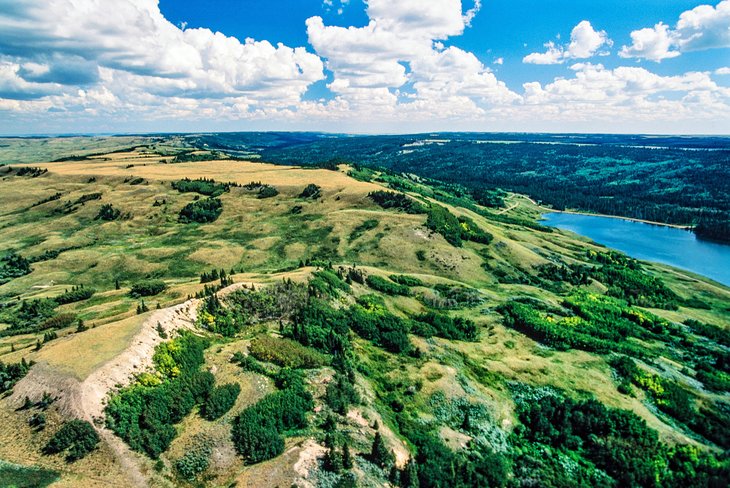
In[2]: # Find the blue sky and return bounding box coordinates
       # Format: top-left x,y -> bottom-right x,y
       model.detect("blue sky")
0,0 -> 729,134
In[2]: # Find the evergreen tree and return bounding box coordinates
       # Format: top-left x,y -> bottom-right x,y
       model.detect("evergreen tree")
401,459 -> 419,488
370,431 -> 394,468
342,441 -> 353,469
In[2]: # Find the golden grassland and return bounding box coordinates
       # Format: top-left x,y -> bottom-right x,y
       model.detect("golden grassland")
0,144 -> 729,485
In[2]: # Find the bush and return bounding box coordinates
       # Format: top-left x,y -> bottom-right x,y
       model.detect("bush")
178,197 -> 223,223
368,191 -> 424,214
0,251 -> 32,283
95,203 -> 121,221
44,420 -> 99,462
366,275 -> 411,296
349,219 -> 379,241
299,183 -> 322,199
412,312 -> 478,341
388,274 -> 424,287
202,383 -> 241,420
426,205 -> 462,246
325,373 -> 360,414
172,178 -> 228,197
249,335 -> 327,369
175,442 -> 212,481
129,279 -> 167,297
257,185 -> 279,199
0,359 -> 31,394
53,286 -> 94,305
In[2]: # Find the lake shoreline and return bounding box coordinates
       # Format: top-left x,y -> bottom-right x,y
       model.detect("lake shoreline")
539,207 -> 695,230
540,212 -> 729,287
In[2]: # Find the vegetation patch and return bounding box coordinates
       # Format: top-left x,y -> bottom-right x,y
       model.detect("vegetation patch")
348,219 -> 379,242
172,177 -> 230,197
105,333 -> 213,458
0,251 -> 32,284
365,275 -> 411,296
299,183 -> 322,199
249,335 -> 327,369
178,197 -> 223,223
129,279 -> 167,297
231,369 -> 313,464
368,190 -> 425,214
43,419 -> 100,462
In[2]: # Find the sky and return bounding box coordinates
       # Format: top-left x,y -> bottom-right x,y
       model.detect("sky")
0,0 -> 729,135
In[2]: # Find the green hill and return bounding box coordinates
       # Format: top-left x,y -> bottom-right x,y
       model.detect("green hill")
0,138 -> 727,487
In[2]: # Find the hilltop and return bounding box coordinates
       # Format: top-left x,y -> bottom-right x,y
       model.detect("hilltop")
0,138 -> 728,487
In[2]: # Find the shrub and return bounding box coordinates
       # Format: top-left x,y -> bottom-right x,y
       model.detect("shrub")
172,178 -> 228,197
299,183 -> 322,199
325,373 -> 360,414
366,275 -> 411,296
44,420 -> 99,462
53,286 -> 94,305
175,441 -> 212,481
0,359 -> 32,394
412,312 -> 478,341
202,383 -> 241,420
178,197 -> 223,223
425,205 -> 462,247
257,185 -> 279,199
129,279 -> 167,297
106,333 -> 212,458
95,203 -> 121,221
388,274 -> 424,287
249,335 -> 327,369
0,251 -> 32,283
368,191 -> 424,214
349,219 -> 379,241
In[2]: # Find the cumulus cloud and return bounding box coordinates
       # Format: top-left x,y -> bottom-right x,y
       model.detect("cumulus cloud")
620,1 -> 730,61
306,0 -> 519,116
521,63 -> 729,122
524,21 -> 611,64
0,0 -> 323,108
0,0 -> 727,133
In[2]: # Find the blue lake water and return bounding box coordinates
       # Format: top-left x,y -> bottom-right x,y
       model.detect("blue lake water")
541,213 -> 730,287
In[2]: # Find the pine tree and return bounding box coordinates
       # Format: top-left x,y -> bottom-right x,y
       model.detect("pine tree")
462,410 -> 471,431
401,459 -> 419,488
342,441 -> 353,469
370,431 -> 394,468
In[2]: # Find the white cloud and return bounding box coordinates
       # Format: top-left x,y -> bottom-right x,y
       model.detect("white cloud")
306,0 -> 520,116
521,63 -> 729,122
716,66 -> 730,74
0,0 -> 727,134
0,0 -> 324,107
524,21 -> 610,64
620,1 -> 730,61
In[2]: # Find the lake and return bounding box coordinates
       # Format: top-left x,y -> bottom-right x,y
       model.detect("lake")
541,212 -> 730,287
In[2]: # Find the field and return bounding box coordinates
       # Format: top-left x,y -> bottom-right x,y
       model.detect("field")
0,136 -> 728,487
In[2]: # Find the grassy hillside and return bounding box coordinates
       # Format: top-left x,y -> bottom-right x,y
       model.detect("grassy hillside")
0,138 -> 728,487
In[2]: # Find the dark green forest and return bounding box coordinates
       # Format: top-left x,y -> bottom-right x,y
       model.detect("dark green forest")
189,132 -> 730,241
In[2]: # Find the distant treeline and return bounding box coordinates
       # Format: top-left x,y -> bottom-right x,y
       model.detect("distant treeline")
198,133 -> 730,240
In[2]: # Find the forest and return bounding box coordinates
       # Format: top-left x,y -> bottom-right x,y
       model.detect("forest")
191,132 -> 730,241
